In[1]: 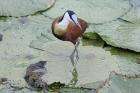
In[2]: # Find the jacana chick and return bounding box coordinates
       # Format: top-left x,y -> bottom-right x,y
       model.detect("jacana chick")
24,61 -> 48,92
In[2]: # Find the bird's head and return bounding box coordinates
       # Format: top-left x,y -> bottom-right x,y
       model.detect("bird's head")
59,10 -> 82,30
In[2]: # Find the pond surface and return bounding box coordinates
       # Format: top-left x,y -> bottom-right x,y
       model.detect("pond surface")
0,0 -> 140,93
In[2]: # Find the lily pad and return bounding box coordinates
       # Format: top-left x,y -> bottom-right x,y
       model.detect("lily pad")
0,15 -> 54,59
94,6 -> 140,52
30,38 -> 119,85
105,47 -> 140,77
43,0 -> 131,23
131,0 -> 140,7
82,32 -> 105,47
30,28 -> 140,88
82,32 -> 101,40
60,87 -> 96,93
98,73 -> 140,93
0,0 -> 55,17
0,86 -> 41,93
0,5 -> 139,93
121,6 -> 140,22
70,46 -> 140,93
0,15 -> 53,89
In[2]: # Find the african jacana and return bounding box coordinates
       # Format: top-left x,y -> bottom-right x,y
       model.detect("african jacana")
52,10 -> 88,62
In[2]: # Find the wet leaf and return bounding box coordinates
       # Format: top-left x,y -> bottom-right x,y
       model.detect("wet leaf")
99,73 -> 140,93
43,0 -> 131,23
94,6 -> 140,52
121,6 -> 140,22
105,47 -> 140,77
82,32 -> 105,47
0,0 -> 55,17
30,39 -> 119,85
131,0 -> 140,7
60,87 -> 96,93
0,15 -> 53,92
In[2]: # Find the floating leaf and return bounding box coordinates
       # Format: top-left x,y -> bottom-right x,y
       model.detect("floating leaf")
105,47 -> 140,77
60,87 -> 96,93
131,0 -> 140,7
94,6 -> 140,52
99,73 -> 140,93
43,0 -> 131,23
0,0 -> 55,17
121,6 -> 140,22
30,39 -> 119,85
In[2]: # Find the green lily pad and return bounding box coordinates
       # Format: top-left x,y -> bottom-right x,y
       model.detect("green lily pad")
82,39 -> 105,47
0,5 -> 140,93
94,6 -> 140,52
30,38 -> 119,85
79,80 -> 104,90
131,0 -> 140,7
70,46 -> 140,93
0,86 -> 41,93
99,73 -> 140,93
43,0 -> 131,23
82,32 -> 105,47
105,47 -> 140,77
82,32 -> 100,40
0,0 -> 55,17
7,13 -> 138,89
0,15 -> 53,92
121,6 -> 140,22
0,15 -> 53,61
60,87 -> 96,93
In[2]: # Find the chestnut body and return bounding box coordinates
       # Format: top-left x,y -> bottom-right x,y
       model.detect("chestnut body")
52,16 -> 88,44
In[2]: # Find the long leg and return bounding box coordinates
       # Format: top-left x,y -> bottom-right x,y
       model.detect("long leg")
70,38 -> 80,66
69,38 -> 81,86
75,39 -> 80,61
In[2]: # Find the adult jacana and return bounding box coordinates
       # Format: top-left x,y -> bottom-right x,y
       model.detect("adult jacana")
52,10 -> 88,62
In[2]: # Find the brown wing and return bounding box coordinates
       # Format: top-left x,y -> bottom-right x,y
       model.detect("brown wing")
63,18 -> 88,44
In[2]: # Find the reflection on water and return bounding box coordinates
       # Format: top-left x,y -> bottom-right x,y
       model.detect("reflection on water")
69,67 -> 78,86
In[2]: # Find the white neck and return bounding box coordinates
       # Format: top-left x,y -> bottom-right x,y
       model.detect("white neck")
59,12 -> 70,26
